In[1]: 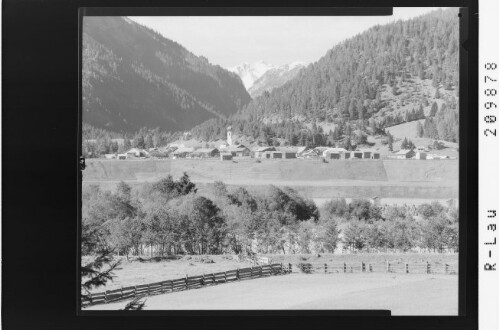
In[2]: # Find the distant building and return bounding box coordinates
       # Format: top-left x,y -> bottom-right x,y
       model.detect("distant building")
253,146 -> 276,158
295,146 -> 308,157
301,149 -> 321,159
394,149 -> 415,159
323,147 -> 348,160
125,148 -> 149,158
172,147 -> 195,158
415,146 -> 427,152
220,152 -> 233,161
227,126 -> 233,146
276,147 -> 299,158
104,154 -> 116,159
191,148 -> 220,158
371,196 -> 381,206
415,151 -> 427,160
352,151 -> 363,159
225,144 -> 250,157
117,154 -> 127,160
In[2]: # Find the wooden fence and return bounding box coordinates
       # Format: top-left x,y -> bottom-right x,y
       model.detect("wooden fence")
82,263 -> 290,308
296,261 -> 458,275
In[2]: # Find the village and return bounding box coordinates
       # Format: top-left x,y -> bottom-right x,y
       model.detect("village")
98,127 -> 455,162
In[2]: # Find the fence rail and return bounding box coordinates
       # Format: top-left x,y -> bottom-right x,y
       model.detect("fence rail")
82,263 -> 291,308
296,261 -> 458,275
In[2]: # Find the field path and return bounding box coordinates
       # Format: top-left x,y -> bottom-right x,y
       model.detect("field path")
86,273 -> 457,315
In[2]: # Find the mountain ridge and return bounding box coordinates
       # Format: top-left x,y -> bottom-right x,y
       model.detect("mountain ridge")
82,16 -> 251,133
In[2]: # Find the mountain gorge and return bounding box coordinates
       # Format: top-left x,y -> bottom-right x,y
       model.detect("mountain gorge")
82,16 -> 251,133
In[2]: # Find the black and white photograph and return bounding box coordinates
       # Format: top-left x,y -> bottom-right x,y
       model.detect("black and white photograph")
80,8 -> 460,314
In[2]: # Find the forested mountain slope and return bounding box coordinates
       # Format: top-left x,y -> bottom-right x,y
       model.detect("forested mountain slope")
190,8 -> 459,147
82,17 -> 251,133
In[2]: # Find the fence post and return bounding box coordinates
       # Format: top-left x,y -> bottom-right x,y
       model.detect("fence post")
104,291 -> 107,304
386,261 -> 391,273
343,262 -> 347,273
369,263 -> 373,272
280,263 -> 283,274
202,274 -> 205,286
236,268 -> 240,280
445,264 -> 449,274
324,263 -> 328,274
134,285 -> 137,297
89,292 -> 92,305
426,261 -> 431,274
288,263 -> 292,273
361,262 -> 365,272
185,274 -> 188,290
224,271 -> 227,282
170,280 -> 173,292
405,263 -> 409,274
121,287 -> 124,298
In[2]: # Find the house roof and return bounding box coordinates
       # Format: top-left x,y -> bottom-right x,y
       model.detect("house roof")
195,148 -> 219,153
253,146 -> 276,152
324,147 -> 348,153
314,147 -> 329,153
173,147 -> 195,154
295,146 -> 308,154
225,144 -> 249,152
395,149 -> 414,155
276,146 -> 300,153
126,148 -> 147,154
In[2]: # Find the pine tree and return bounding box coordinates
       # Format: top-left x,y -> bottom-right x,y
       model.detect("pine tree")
401,137 -> 409,149
430,102 -> 438,117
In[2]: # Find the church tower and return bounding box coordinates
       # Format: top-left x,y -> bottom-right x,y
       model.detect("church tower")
227,126 -> 233,146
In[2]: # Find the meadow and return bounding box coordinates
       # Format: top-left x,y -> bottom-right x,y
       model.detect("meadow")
86,270 -> 458,314
83,253 -> 458,294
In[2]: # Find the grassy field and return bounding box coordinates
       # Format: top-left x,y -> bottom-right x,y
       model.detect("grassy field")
82,158 -> 459,200
86,272 -> 458,314
83,253 -> 458,294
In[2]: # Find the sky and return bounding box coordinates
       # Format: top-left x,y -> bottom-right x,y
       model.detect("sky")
129,7 -> 448,69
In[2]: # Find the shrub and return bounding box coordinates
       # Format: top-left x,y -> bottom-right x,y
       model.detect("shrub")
297,262 -> 313,274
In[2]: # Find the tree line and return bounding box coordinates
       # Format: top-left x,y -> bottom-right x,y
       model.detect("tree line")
82,175 -> 458,257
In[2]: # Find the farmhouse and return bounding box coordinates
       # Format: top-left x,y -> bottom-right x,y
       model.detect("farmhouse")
125,148 -> 149,158
191,148 -> 220,159
253,146 -> 276,159
300,149 -> 321,159
172,147 -> 195,158
104,153 -> 116,159
352,151 -> 363,159
323,147 -> 348,160
225,144 -> 251,157
394,149 -> 415,159
220,152 -> 233,161
295,146 -> 308,157
275,147 -> 299,158
415,151 -> 427,160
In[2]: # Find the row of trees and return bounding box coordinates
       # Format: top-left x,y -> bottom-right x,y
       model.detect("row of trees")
83,175 -> 459,257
